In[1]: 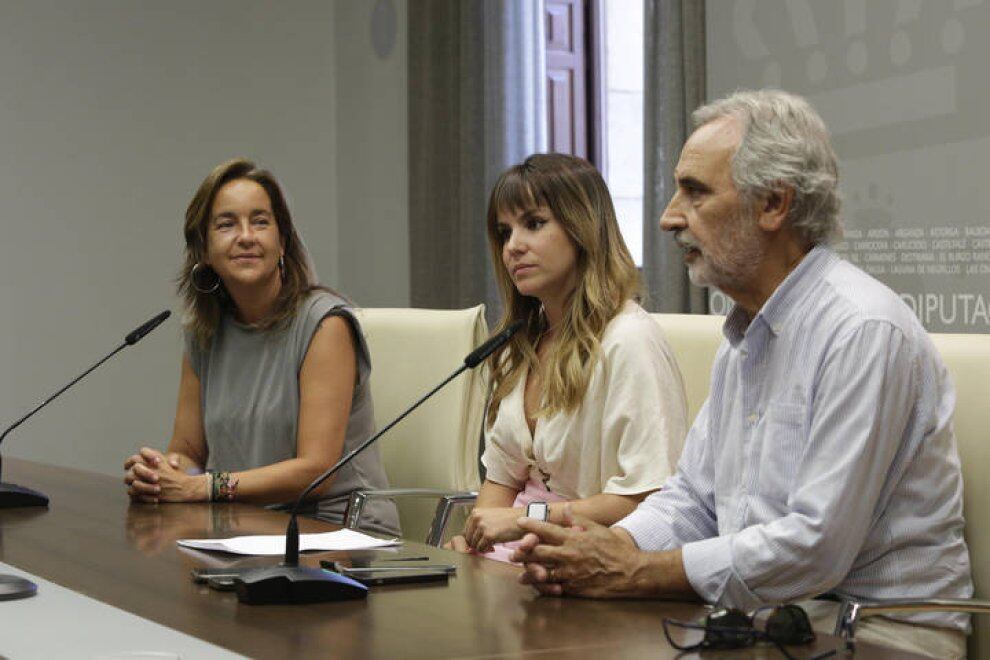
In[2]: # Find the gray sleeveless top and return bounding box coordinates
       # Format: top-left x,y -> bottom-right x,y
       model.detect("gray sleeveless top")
186,291 -> 400,537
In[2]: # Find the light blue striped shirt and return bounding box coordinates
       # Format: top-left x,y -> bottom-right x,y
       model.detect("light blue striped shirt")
617,246 -> 973,631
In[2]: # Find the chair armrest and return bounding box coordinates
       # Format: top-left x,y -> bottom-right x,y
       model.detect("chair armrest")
426,492 -> 478,547
835,598 -> 990,652
344,489 -> 477,546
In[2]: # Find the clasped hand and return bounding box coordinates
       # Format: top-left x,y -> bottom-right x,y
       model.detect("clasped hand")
510,504 -> 644,598
123,447 -> 200,503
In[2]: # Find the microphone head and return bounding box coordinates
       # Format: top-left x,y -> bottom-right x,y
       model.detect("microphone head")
125,310 -> 172,345
463,319 -> 525,368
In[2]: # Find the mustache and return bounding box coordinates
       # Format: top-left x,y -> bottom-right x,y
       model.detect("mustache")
674,231 -> 700,251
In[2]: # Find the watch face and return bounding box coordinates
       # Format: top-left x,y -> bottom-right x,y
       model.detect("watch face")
527,501 -> 548,521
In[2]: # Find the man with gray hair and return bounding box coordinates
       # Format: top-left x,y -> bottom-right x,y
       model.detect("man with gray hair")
511,89 -> 972,658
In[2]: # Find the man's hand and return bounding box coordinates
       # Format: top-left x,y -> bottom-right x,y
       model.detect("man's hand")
510,504 -> 693,600
463,506 -> 526,553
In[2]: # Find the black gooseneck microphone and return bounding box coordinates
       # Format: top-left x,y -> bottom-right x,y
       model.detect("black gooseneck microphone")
0,309 -> 170,602
0,310 -> 172,510
234,319 -> 525,605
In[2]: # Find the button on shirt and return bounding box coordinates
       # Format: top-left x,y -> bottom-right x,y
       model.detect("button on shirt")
616,246 -> 973,631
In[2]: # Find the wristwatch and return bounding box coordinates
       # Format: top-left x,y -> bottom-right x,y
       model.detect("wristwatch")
526,501 -> 549,522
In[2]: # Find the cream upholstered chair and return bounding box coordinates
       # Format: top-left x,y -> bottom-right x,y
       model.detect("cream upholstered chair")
346,306 -> 489,544
834,333 -> 990,656
934,333 -> 990,657
651,313 -> 724,424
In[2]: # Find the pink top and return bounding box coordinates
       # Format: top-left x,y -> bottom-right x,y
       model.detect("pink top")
481,476 -> 567,564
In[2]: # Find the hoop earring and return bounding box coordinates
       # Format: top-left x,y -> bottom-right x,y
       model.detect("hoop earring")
279,255 -> 286,280
191,263 -> 220,294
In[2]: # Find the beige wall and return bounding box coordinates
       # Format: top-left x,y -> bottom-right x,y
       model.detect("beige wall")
0,0 -> 409,476
334,0 -> 410,308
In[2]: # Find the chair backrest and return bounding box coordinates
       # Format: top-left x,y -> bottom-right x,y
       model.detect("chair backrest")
650,313 -> 724,424
928,332 -> 990,657
355,306 -> 489,539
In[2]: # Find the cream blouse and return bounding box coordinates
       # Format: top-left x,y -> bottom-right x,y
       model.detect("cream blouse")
481,301 -> 688,500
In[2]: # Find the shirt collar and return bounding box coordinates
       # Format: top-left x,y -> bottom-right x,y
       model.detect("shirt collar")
722,245 -> 837,344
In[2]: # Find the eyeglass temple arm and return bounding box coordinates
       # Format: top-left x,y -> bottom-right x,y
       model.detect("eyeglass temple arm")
835,598 -> 990,653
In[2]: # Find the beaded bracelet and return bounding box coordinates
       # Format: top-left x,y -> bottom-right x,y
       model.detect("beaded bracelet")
211,471 -> 239,502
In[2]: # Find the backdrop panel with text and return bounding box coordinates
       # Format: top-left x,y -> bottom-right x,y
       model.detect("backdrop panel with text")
707,0 -> 990,332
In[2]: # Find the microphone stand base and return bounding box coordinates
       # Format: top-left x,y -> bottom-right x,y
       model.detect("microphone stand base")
0,575 -> 38,600
234,565 -> 368,605
0,482 -> 49,509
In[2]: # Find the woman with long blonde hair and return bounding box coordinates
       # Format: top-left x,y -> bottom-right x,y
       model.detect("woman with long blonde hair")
449,153 -> 687,561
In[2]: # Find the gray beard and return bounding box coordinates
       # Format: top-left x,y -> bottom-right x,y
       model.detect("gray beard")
686,211 -> 764,291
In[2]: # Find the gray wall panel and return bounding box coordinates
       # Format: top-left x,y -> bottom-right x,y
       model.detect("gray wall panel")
0,0 -> 340,475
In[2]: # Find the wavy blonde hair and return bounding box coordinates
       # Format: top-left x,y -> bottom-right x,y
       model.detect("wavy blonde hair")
485,153 -> 641,425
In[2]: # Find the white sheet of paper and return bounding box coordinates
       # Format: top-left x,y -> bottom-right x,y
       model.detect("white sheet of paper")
177,529 -> 400,556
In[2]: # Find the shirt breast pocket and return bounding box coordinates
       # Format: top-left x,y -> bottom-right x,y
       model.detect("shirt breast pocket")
757,402 -> 807,504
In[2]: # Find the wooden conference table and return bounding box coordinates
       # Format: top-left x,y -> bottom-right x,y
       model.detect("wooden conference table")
0,459 -> 913,659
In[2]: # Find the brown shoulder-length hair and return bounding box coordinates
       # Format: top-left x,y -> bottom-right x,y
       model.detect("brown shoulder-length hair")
177,158 -> 324,347
485,153 -> 641,425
